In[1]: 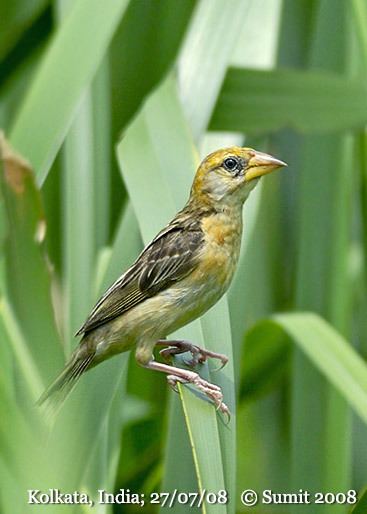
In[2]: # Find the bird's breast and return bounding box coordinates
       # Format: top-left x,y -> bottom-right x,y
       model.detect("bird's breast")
147,211 -> 243,336
198,211 -> 242,288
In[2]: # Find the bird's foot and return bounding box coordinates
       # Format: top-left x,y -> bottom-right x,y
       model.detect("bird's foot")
157,339 -> 228,370
167,372 -> 230,418
143,357 -> 230,419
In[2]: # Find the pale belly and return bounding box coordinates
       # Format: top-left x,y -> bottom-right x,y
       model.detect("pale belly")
152,272 -> 229,335
93,268 -> 230,357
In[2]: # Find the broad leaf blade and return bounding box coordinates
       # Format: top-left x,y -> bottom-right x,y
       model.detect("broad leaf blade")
352,488 -> 367,514
210,68 -> 367,134
245,313 -> 367,426
45,205 -> 142,492
9,0 -> 129,184
0,133 -> 64,383
178,0 -> 250,140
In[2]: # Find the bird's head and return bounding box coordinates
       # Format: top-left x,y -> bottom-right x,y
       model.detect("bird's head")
190,146 -> 287,207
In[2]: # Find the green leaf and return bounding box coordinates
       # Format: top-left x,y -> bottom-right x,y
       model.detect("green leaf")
61,91 -> 95,348
210,67 -> 367,135
0,133 -> 64,383
0,0 -> 49,61
352,0 -> 367,64
0,298 -> 44,398
162,397 -> 200,513
110,0 -> 196,132
352,488 -> 367,514
92,58 -> 111,250
9,0 -> 129,184
246,313 -> 367,426
352,0 -> 367,291
178,0 -> 250,140
46,204 -> 142,492
239,322 -> 290,402
274,4 -> 354,511
180,385 -> 227,514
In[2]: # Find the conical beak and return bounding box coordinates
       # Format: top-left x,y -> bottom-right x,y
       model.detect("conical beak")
245,150 -> 287,181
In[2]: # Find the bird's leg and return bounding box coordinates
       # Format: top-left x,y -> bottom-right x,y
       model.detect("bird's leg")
143,360 -> 230,417
155,339 -> 228,370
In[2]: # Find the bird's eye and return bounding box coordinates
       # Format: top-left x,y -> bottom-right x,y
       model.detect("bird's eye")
223,157 -> 238,172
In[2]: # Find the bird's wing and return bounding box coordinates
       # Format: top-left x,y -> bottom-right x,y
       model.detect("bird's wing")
76,222 -> 204,336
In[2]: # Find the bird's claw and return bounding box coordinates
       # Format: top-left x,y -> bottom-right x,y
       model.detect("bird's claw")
183,347 -> 228,371
166,372 -> 230,418
159,341 -> 228,372
167,374 -> 181,393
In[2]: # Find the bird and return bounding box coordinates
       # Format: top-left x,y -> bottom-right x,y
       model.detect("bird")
38,146 -> 286,415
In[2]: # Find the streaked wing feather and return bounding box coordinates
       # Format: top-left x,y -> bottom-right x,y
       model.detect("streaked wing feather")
76,222 -> 203,335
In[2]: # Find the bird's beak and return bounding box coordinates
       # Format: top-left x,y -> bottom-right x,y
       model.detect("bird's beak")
245,150 -> 287,181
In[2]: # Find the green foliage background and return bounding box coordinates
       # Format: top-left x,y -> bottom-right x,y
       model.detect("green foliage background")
0,0 -> 367,513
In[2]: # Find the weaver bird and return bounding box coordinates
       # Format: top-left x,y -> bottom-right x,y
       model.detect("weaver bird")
39,147 -> 286,415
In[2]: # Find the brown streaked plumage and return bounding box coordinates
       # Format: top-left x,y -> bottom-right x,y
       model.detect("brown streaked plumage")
39,146 -> 287,415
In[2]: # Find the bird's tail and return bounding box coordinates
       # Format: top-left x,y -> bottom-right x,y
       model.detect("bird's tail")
37,348 -> 95,414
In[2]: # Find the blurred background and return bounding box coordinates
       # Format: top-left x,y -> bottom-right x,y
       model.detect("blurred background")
1,0 -> 367,513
